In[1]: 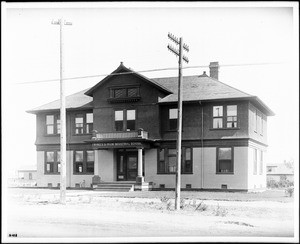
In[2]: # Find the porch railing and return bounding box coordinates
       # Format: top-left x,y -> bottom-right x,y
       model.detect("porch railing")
92,129 -> 148,140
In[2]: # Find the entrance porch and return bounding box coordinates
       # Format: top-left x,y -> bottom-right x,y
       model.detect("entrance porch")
88,129 -> 153,191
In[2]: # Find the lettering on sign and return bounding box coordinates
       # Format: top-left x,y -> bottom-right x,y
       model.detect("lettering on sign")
93,142 -> 143,148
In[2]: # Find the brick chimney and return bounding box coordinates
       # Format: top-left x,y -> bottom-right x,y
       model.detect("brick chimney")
209,61 -> 219,80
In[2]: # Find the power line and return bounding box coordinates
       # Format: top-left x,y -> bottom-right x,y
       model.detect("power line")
14,61 -> 284,85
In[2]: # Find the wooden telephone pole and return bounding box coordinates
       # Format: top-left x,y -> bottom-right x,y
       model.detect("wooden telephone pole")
167,33 -> 189,210
51,18 -> 72,204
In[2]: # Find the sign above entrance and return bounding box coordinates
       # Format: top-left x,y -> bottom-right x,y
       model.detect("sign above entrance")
92,141 -> 147,149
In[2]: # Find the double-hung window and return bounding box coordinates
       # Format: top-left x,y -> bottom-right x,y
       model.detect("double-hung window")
212,105 -> 238,129
226,105 -> 237,128
253,148 -> 258,175
114,109 -> 136,131
217,147 -> 233,173
158,149 -> 166,173
74,150 -> 94,174
259,150 -> 263,175
46,114 -> 60,135
158,148 -> 193,174
126,110 -> 136,131
254,109 -> 264,135
75,113 -> 93,134
45,151 -> 60,174
213,106 -> 223,128
169,108 -> 178,130
167,149 -> 177,173
182,147 -> 193,173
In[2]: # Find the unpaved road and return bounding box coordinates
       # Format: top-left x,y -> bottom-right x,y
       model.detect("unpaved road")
5,191 -> 295,239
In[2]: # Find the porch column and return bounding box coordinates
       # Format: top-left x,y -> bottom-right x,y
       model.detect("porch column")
92,149 -> 101,186
137,148 -> 144,183
94,149 -> 99,175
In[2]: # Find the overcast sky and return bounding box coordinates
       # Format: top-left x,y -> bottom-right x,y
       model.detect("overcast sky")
2,2 -> 299,175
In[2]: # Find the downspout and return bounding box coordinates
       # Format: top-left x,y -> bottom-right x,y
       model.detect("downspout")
199,101 -> 204,189
200,102 -> 204,189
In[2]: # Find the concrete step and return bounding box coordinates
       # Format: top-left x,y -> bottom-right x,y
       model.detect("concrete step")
93,182 -> 135,192
96,184 -> 134,188
97,181 -> 136,185
94,188 -> 132,192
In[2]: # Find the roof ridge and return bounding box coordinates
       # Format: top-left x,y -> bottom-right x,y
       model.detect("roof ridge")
152,74 -> 198,80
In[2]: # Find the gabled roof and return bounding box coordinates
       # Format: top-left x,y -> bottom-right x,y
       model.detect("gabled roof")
84,62 -> 172,97
27,89 -> 93,114
27,63 -> 274,116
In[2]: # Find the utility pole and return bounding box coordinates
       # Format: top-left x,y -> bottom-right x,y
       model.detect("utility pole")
52,18 -> 72,204
167,33 -> 189,210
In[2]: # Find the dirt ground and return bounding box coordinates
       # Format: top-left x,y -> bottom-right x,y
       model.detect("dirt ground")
4,188 -> 297,242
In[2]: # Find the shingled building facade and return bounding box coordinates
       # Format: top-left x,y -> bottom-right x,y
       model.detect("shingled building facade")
28,62 -> 274,191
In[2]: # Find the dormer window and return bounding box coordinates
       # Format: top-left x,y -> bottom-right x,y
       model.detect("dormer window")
108,85 -> 141,103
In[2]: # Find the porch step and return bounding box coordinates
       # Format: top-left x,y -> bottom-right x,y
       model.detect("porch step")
93,182 -> 135,192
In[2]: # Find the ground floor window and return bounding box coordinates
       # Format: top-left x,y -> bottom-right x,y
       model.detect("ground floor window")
157,147 -> 193,174
45,151 -> 60,174
217,147 -> 233,174
74,150 -> 94,174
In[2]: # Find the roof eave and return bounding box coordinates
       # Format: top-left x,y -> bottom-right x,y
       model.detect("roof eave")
84,63 -> 173,97
251,96 -> 275,116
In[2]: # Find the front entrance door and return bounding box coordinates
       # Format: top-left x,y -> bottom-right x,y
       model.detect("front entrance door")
117,150 -> 138,181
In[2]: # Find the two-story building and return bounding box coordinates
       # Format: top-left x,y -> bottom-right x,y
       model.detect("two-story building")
27,61 -> 274,191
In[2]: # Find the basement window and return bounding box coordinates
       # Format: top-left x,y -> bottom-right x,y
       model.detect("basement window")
221,184 -> 227,189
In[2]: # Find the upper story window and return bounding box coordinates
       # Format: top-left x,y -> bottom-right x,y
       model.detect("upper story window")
213,106 -> 223,128
115,109 -> 136,131
217,147 -> 233,174
169,108 -> 178,130
254,109 -> 264,135
46,114 -> 60,135
108,86 -> 140,103
212,105 -> 238,129
75,113 -> 93,134
226,105 -> 237,128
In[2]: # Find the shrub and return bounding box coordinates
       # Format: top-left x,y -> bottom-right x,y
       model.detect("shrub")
166,201 -> 172,210
213,204 -> 228,217
160,196 -> 170,203
285,187 -> 294,197
267,178 -> 294,189
267,179 -> 278,188
195,201 -> 208,212
180,198 -> 186,209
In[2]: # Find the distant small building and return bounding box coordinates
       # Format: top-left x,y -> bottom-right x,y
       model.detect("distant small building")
267,164 -> 294,182
18,165 -> 37,180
